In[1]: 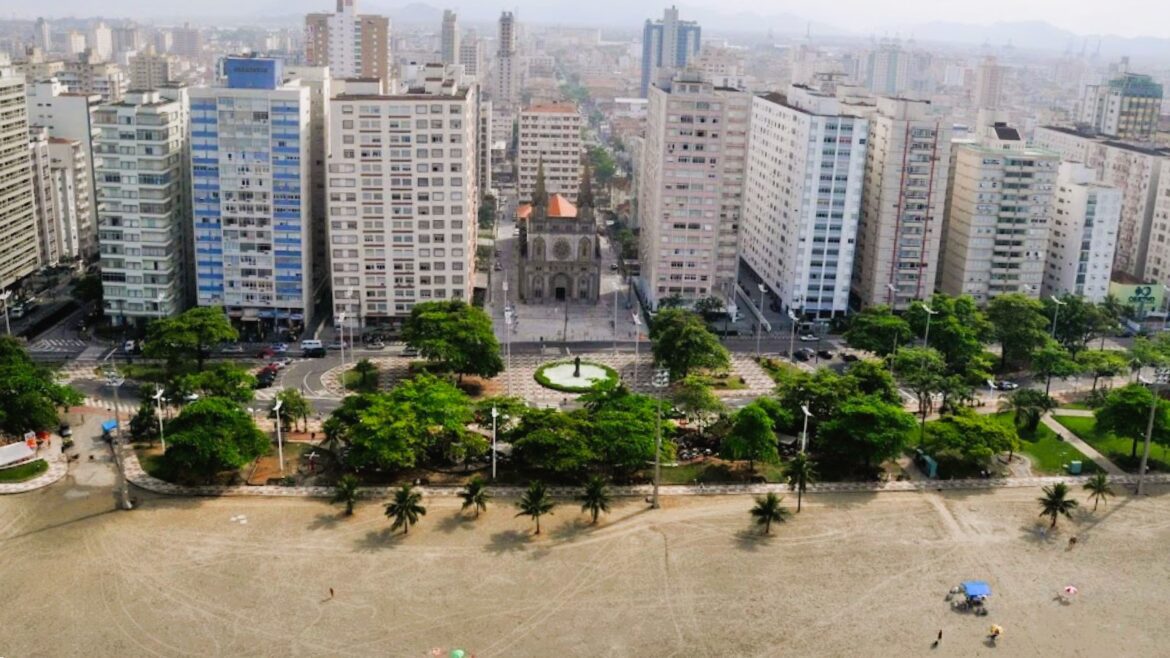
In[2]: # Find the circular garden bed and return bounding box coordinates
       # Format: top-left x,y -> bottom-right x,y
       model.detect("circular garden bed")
534,360 -> 619,393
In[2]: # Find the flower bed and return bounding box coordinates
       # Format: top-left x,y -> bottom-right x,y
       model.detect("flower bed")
534,361 -> 619,393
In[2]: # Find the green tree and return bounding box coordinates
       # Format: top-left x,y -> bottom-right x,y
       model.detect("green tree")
402,300 -> 503,380
817,396 -> 916,473
987,293 -> 1050,370
658,293 -> 686,309
721,403 -> 778,474
925,411 -> 1019,470
843,305 -> 912,357
473,395 -> 529,428
1032,340 -> 1078,397
0,338 -> 82,437
773,367 -> 858,429
332,474 -> 360,515
1095,383 -> 1170,459
144,306 -> 237,372
1076,349 -> 1129,392
384,484 -> 426,534
671,375 -> 725,434
905,295 -> 992,375
1044,294 -> 1106,355
128,400 -> 160,444
350,358 -> 379,392
749,492 -> 790,535
515,480 -> 556,534
1083,472 -> 1114,511
459,476 -> 491,518
650,308 -> 730,380
892,347 -> 946,441
182,363 -> 256,405
588,145 -> 617,184
1038,482 -> 1078,529
578,475 -> 611,524
784,452 -> 817,513
845,359 -> 901,405
693,296 -> 724,318
72,274 -> 103,305
999,389 -> 1056,435
275,388 -> 313,432
588,393 -> 664,475
163,398 -> 268,482
511,408 -> 596,475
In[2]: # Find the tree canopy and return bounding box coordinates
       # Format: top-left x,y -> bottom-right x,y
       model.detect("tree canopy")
986,293 -> 1049,370
925,411 -> 1018,473
0,337 -> 81,437
1095,383 -> 1170,459
650,308 -> 730,380
144,306 -> 237,372
816,396 -> 915,472
402,300 -> 503,380
1044,294 -> 1109,355
721,402 -> 779,473
163,397 -> 268,481
843,305 -> 912,357
905,295 -> 992,376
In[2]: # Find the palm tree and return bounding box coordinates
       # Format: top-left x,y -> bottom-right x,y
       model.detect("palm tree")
515,480 -> 556,534
331,474 -> 360,516
460,476 -> 491,519
784,453 -> 817,513
1083,472 -> 1115,511
578,476 -> 611,524
1038,482 -> 1079,529
352,358 -> 379,391
750,492 -> 790,535
384,484 -> 426,534
999,389 -> 1055,437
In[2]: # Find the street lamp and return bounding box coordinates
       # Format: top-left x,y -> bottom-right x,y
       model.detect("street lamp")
503,278 -> 512,395
921,304 -> 939,350
152,387 -> 166,452
886,283 -> 897,308
106,371 -> 131,510
799,403 -> 813,453
756,283 -> 766,359
337,312 -> 347,370
490,406 -> 499,480
1137,367 -> 1170,495
787,310 -> 798,363
632,311 -> 642,384
651,368 -> 669,509
273,399 -> 285,475
1050,295 -> 1066,339
0,290 -> 10,335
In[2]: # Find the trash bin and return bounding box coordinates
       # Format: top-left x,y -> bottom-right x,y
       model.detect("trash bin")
1068,461 -> 1083,475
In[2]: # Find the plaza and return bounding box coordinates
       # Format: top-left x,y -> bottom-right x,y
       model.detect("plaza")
3,477 -> 1170,656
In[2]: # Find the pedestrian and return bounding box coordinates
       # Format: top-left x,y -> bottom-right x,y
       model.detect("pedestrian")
329,587 -> 334,599
1068,536 -> 1078,548
937,629 -> 943,644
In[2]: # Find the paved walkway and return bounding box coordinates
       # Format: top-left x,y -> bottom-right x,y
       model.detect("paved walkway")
119,449 -> 1170,501
0,447 -> 69,494
1042,412 -> 1126,475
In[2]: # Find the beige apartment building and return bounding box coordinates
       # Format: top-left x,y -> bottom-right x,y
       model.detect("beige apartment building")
305,0 -> 391,84
517,103 -> 581,203
0,73 -> 41,291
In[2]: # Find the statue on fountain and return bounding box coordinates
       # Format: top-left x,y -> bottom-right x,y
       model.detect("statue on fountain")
573,356 -> 581,378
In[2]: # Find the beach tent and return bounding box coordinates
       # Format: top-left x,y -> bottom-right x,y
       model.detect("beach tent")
962,581 -> 991,598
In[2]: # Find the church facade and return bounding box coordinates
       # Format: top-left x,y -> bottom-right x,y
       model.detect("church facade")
518,165 -> 602,304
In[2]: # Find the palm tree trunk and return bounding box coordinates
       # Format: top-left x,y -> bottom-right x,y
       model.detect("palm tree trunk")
535,516 -> 541,535
1093,497 -> 1099,511
764,518 -> 771,534
1050,514 -> 1057,529
797,485 -> 803,513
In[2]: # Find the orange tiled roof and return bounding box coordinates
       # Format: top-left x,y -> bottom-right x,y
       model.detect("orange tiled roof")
546,194 -> 577,218
516,203 -> 533,221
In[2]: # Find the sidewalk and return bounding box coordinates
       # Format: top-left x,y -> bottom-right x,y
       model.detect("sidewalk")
0,445 -> 69,495
120,449 -> 1170,500
1042,412 -> 1126,475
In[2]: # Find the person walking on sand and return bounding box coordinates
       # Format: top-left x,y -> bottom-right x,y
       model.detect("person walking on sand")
329,587 -> 334,599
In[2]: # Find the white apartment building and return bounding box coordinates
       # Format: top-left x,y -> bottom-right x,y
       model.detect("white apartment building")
939,123 -> 1058,304
1043,162 -> 1120,301
853,96 -> 952,310
517,103 -> 581,203
974,56 -> 1005,111
478,98 -> 492,194
494,12 -> 518,107
325,73 -> 480,326
93,89 -> 187,325
47,137 -> 95,262
67,32 -> 86,56
284,65 -> 332,303
129,48 -> 177,90
1143,160 -> 1170,287
441,10 -> 459,67
636,71 -> 748,309
1033,125 -> 1167,280
56,56 -> 128,103
865,41 -> 909,96
740,86 -> 869,318
305,0 -> 392,84
0,73 -> 41,291
28,127 -> 59,267
458,34 -> 482,79
189,57 -> 315,335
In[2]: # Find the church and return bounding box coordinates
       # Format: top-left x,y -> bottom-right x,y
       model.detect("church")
517,163 -> 602,304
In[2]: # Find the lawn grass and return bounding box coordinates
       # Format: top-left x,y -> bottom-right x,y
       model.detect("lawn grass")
0,459 -> 48,483
342,369 -> 379,393
654,459 -> 786,485
758,357 -> 797,384
697,372 -> 747,390
1060,402 -> 1094,411
1054,415 -> 1170,473
985,412 -> 1098,475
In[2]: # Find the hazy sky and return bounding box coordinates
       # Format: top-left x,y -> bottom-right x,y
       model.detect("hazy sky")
4,0 -> 1168,40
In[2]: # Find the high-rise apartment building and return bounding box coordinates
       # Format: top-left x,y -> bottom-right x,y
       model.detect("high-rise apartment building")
865,41 -> 909,96
640,6 -> 701,97
170,23 -> 202,60
852,96 -> 952,311
636,71 -> 748,310
458,33 -> 482,79
47,137 -> 95,262
494,12 -> 519,107
129,48 -> 177,90
1079,73 -> 1163,142
740,86 -> 869,318
66,31 -> 86,56
112,26 -> 142,55
1033,125 -> 1167,280
974,56 -> 1005,111
325,72 -> 480,326
57,55 -> 128,103
478,99 -> 493,194
938,123 -> 1058,304
28,127 -> 59,266
1043,162 -> 1120,302
0,73 -> 41,291
517,103 -> 582,203
93,89 -> 188,325
441,10 -> 459,66
189,57 -> 314,334
34,18 -> 51,52
305,0 -> 392,84
283,66 -> 332,304
89,22 -> 113,61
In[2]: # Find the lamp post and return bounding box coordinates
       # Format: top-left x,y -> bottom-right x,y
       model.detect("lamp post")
613,277 -> 619,354
886,282 -> 897,308
1137,367 -> 1170,495
273,399 -> 285,475
1050,295 -> 1066,339
799,403 -> 813,453
337,312 -> 347,370
651,368 -> 669,509
632,312 -> 642,385
756,283 -> 766,359
106,371 -> 131,510
502,278 -> 511,395
0,290 -> 10,335
490,406 -> 499,480
787,310 -> 798,363
152,387 -> 166,452
921,304 -> 939,350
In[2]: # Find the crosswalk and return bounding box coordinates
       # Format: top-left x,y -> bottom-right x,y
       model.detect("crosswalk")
29,338 -> 87,353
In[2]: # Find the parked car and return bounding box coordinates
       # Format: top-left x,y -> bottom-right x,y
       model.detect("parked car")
817,350 -> 834,360
327,340 -> 349,350
799,334 -> 819,342
994,381 -> 1020,391
841,353 -> 860,363
794,348 -> 815,361
255,373 -> 277,388
401,346 -> 419,357
256,347 -> 276,359
219,343 -> 244,353
182,392 -> 200,403
270,342 -> 289,354
367,341 -> 386,350
58,424 -> 73,438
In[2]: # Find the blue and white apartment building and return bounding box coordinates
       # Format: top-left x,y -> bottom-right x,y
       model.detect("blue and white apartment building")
189,56 -> 315,337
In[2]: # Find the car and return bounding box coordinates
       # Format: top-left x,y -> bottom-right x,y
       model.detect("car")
794,348 -> 814,361
816,350 -> 834,360
493,262 -> 503,271
995,381 -> 1019,391
272,357 -> 294,368
841,353 -> 860,363
799,334 -> 819,342
401,346 -> 419,357
255,374 -> 276,389
182,392 -> 200,403
270,343 -> 289,354
219,343 -> 244,353
367,341 -> 386,350
609,263 -> 619,271
256,347 -> 276,359
327,340 -> 349,350
123,340 -> 137,352
58,424 -> 72,438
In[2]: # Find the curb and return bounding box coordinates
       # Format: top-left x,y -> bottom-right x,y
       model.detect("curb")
0,457 -> 70,495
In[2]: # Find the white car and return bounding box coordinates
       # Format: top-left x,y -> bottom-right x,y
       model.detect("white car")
799,334 -> 819,342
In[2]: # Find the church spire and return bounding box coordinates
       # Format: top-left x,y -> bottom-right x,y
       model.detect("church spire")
533,158 -> 548,209
577,158 -> 594,209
